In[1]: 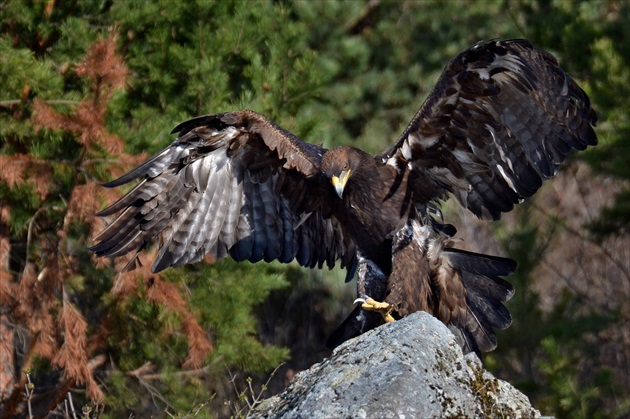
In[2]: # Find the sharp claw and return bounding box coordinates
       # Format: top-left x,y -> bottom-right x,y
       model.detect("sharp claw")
357,296 -> 395,323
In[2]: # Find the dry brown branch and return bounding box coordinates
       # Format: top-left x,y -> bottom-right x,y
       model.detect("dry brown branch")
182,314 -> 214,369
0,154 -> 53,200
145,276 -> 214,366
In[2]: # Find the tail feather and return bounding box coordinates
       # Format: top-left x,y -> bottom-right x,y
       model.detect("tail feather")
445,247 -> 516,354
455,308 -> 497,353
464,277 -> 512,329
461,271 -> 514,303
448,324 -> 481,356
445,248 -> 516,277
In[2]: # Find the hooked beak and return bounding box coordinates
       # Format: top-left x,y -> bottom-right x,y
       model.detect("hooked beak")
331,169 -> 351,199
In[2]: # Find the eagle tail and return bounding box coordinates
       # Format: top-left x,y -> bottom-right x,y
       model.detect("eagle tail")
327,230 -> 517,354
444,249 -> 516,355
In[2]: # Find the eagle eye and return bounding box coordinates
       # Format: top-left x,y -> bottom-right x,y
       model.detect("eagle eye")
342,163 -> 349,171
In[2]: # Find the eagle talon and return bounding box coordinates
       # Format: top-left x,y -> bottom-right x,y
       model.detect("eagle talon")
354,297 -> 395,323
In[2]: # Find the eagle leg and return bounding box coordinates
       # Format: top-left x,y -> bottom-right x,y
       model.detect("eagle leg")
354,297 -> 395,323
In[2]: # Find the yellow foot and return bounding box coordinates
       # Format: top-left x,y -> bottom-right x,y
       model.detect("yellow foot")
354,297 -> 395,323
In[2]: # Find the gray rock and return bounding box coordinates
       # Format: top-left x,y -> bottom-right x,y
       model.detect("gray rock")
251,312 -> 543,419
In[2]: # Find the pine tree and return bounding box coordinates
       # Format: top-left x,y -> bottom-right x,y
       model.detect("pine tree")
0,3 -> 293,416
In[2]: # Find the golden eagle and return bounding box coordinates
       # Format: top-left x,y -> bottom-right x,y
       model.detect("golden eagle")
92,39 -> 597,354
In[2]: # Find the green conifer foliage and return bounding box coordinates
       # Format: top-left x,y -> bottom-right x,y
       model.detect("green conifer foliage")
0,3 -> 293,415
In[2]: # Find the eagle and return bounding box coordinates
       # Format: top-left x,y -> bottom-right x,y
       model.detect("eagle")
91,39 -> 597,355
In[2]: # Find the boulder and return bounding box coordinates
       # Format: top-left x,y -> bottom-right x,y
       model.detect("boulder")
252,312 -> 545,418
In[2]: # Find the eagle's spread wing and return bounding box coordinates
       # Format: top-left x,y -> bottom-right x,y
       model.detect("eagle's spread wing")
91,110 -> 355,273
380,39 -> 597,220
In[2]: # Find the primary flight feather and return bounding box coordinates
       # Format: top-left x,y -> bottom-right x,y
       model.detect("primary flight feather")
92,39 -> 596,354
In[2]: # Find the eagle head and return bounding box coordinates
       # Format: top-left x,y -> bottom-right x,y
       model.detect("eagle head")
321,146 -> 364,199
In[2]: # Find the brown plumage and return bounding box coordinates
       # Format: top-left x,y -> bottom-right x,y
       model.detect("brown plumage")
387,220 -> 515,354
91,39 -> 597,354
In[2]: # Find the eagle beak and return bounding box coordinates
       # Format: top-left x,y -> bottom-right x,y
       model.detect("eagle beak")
331,169 -> 351,199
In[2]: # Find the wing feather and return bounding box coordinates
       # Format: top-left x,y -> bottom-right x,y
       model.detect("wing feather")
179,162 -> 223,264
154,184 -> 205,271
218,167 -> 243,259
381,39 -> 597,219
249,172 -> 266,263
92,110 -> 354,273
278,193 -> 295,263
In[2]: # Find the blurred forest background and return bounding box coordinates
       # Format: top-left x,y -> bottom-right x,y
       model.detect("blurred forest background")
1,0 -> 628,418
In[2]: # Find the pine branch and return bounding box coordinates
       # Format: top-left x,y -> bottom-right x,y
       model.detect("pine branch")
141,367 -> 213,381
0,99 -> 81,107
145,276 -> 214,367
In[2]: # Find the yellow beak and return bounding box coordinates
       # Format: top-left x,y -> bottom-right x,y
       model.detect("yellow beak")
331,169 -> 351,199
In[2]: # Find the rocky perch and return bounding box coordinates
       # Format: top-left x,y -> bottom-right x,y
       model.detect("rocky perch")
252,312 -> 546,419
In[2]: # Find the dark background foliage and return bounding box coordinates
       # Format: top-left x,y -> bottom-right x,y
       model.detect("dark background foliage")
1,1 -> 628,417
